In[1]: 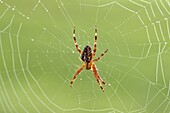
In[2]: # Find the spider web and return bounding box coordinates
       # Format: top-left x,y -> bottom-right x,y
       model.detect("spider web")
0,0 -> 170,113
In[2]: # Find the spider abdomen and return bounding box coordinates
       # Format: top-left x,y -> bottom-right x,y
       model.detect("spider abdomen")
81,45 -> 92,68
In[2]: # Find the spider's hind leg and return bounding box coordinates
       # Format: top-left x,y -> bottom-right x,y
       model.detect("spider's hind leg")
73,27 -> 82,54
92,26 -> 97,58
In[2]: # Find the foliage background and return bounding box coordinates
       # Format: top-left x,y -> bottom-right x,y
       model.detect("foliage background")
0,0 -> 170,113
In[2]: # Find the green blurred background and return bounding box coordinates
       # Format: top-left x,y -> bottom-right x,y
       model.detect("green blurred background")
0,0 -> 170,113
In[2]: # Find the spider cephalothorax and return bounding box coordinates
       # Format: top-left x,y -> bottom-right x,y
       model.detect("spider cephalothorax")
70,26 -> 108,91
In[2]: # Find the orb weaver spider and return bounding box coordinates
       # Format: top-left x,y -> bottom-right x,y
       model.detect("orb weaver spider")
70,26 -> 108,92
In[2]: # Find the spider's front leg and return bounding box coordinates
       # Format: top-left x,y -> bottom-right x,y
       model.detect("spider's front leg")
91,63 -> 107,92
70,64 -> 85,87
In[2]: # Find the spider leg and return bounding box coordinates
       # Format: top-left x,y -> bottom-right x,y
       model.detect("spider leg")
70,64 -> 85,87
92,63 -> 107,85
73,27 -> 82,54
97,75 -> 107,86
93,49 -> 108,62
91,64 -> 107,92
92,26 -> 97,58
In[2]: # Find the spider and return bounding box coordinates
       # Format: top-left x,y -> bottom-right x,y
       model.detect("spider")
70,26 -> 108,92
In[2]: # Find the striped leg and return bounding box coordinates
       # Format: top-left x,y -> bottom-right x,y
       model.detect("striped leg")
93,49 -> 108,62
92,26 -> 97,57
97,75 -> 107,86
91,63 -> 107,85
73,27 -> 82,54
92,64 -> 106,92
70,64 -> 85,87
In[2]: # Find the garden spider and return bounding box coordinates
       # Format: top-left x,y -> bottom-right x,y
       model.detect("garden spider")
70,26 -> 108,92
